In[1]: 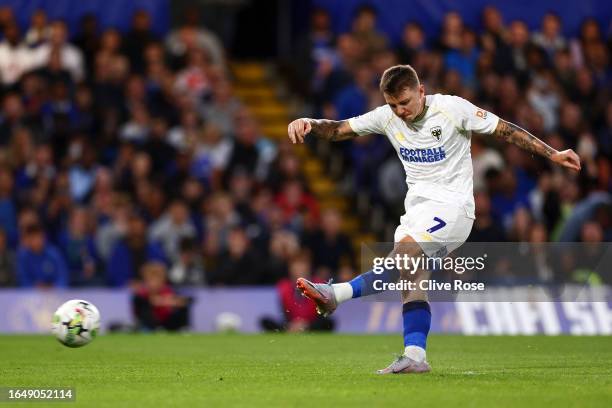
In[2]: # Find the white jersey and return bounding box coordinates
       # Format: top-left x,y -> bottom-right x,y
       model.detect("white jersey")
348,94 -> 499,219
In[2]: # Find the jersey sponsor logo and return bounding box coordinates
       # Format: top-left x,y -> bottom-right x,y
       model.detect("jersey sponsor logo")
475,109 -> 488,119
399,146 -> 446,163
430,126 -> 442,141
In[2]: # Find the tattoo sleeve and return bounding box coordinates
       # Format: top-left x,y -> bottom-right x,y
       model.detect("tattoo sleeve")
308,119 -> 359,142
492,119 -> 556,158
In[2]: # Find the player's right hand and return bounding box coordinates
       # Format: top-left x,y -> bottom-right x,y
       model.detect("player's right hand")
551,149 -> 581,172
287,118 -> 312,144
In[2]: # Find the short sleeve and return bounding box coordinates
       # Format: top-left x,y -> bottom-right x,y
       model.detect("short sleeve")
347,105 -> 392,136
448,96 -> 499,134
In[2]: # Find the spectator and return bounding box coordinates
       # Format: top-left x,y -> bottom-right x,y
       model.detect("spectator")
227,171 -> 262,231
527,222 -> 553,282
435,11 -> 463,52
527,71 -> 561,132
569,221 -> 606,284
149,199 -> 197,261
33,20 -> 85,82
275,179 -> 319,229
532,13 -> 566,61
119,104 -> 151,143
506,20 -> 530,80
0,94 -> 29,146
39,82 -> 75,155
201,192 -> 241,257
0,23 -> 36,87
261,253 -> 334,332
17,207 -> 41,238
471,136 -> 504,191
261,230 -> 300,284
333,63 -> 374,120
350,5 -> 388,58
24,9 -> 50,48
0,228 -> 15,286
16,223 -> 68,288
557,102 -> 583,145
107,211 -> 166,287
489,168 -> 531,231
136,182 -> 167,224
165,11 -> 225,68
98,28 -> 124,63
73,14 -> 100,77
132,261 -> 192,331
444,28 -> 479,89
266,152 -> 306,193
528,170 -> 562,232
168,237 -> 206,286
57,206 -> 100,286
597,102 -> 612,159
507,207 -> 534,242
122,10 -> 159,74
143,116 -> 176,175
481,5 -> 506,50
396,22 -> 426,64
467,191 -> 506,242
226,109 -> 276,182
200,79 -> 242,138
193,123 -> 233,189
350,133 -> 390,196
571,68 -> 601,124
167,109 -> 201,152
315,33 -> 362,108
0,166 -> 17,247
15,143 -> 56,193
94,193 -> 126,259
72,84 -> 97,135
208,226 -> 262,285
173,48 -> 214,103
305,208 -> 354,278
293,8 -> 336,96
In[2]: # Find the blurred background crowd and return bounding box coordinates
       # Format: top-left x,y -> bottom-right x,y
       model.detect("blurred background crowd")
0,0 -> 609,303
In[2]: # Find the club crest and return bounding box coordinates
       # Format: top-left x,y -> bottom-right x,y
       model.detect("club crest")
430,126 -> 442,141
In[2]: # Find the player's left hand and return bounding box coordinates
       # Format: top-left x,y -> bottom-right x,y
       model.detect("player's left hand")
551,149 -> 581,172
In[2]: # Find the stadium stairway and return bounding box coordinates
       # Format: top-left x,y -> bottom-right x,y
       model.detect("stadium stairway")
230,62 -> 376,255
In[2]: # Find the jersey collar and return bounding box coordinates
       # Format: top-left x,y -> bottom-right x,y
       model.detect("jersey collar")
404,99 -> 429,129
411,103 -> 429,123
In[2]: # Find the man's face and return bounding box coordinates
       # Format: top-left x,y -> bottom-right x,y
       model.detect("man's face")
383,85 -> 425,122
28,232 -> 45,253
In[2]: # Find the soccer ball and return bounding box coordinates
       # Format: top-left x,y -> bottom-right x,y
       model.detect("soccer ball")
215,312 -> 242,332
52,299 -> 100,348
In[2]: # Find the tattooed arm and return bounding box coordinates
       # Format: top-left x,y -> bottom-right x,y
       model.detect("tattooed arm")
492,119 -> 581,171
287,119 -> 358,143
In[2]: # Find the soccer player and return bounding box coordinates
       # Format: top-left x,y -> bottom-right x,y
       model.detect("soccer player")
287,65 -> 581,374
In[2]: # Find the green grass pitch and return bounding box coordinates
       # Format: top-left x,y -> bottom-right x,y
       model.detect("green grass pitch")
1,334 -> 611,407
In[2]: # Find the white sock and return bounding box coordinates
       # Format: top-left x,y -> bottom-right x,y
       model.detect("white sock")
404,346 -> 426,363
331,282 -> 353,304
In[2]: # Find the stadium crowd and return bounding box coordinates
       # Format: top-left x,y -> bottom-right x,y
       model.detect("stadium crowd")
0,4 -> 609,292
0,6 -> 351,290
292,5 -> 612,250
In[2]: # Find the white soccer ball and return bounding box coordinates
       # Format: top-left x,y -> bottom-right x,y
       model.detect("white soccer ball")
51,299 -> 100,348
215,312 -> 242,332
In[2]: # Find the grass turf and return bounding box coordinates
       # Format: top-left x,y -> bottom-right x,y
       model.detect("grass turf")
1,334 -> 611,407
